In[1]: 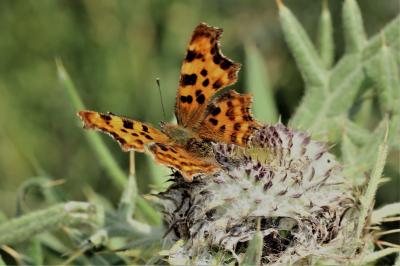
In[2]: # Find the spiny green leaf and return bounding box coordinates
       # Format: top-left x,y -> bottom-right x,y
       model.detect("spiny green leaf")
317,0 -> 334,68
285,1 -> 397,142
388,115 -> 399,148
343,119 -> 388,184
359,248 -> 400,264
38,233 -> 73,257
26,238 -> 43,266
341,135 -> 362,183
0,202 -> 97,245
363,15 -> 400,61
341,134 -> 358,170
371,202 -> 400,224
326,55 -> 364,116
351,89 -> 374,128
289,85 -> 326,132
335,117 -> 371,146
358,118 -> 388,167
364,41 -> 400,147
378,45 -> 400,114
16,177 -> 60,215
245,43 -> 278,123
365,43 -> 400,115
290,53 -> 365,134
342,0 -> 367,53
277,0 -> 326,89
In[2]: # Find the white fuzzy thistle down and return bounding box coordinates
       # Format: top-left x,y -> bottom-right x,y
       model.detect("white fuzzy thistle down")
159,124 -> 357,265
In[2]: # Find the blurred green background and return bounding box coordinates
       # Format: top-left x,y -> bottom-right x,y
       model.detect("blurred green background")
0,0 -> 398,218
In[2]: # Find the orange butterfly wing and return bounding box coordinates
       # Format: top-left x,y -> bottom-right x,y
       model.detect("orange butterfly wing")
78,111 -> 169,152
78,111 -> 218,181
197,90 -> 261,146
175,23 -> 240,128
149,143 -> 218,182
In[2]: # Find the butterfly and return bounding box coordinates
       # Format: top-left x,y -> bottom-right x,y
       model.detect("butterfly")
78,23 -> 260,182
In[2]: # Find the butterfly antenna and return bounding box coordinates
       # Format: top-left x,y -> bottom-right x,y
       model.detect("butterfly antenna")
156,78 -> 167,120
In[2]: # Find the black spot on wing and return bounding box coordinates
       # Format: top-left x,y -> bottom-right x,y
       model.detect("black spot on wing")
210,106 -> 221,116
100,114 -> 111,121
212,80 -> 222,89
220,59 -> 233,70
180,95 -> 193,104
135,139 -> 144,146
196,94 -> 205,104
157,143 -> 168,151
234,123 -> 241,130
210,45 -> 217,55
185,50 -> 196,62
213,53 -> 223,65
110,132 -> 126,145
123,119 -> 133,129
202,79 -> 209,87
142,125 -> 149,132
209,118 -> 218,126
230,133 -> 237,143
144,134 -> 154,140
200,69 -> 208,77
180,74 -> 197,86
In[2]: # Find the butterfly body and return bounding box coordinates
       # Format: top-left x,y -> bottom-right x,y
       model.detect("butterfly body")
160,122 -> 214,157
160,123 -> 195,145
78,23 -> 260,181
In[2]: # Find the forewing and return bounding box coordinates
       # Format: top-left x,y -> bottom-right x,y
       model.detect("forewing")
175,23 -> 241,128
78,111 -> 169,152
149,143 -> 219,182
197,90 -> 261,146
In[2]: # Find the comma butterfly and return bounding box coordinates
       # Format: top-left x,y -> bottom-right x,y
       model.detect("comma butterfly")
78,23 -> 260,181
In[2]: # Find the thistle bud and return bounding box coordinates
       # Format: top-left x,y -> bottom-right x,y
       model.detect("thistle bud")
159,124 -> 356,265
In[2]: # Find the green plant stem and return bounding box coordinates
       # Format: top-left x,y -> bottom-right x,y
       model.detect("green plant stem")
355,126 -> 388,242
118,151 -> 138,219
242,219 -> 263,266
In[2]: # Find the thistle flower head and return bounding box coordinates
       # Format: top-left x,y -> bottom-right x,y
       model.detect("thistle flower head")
159,124 -> 356,265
